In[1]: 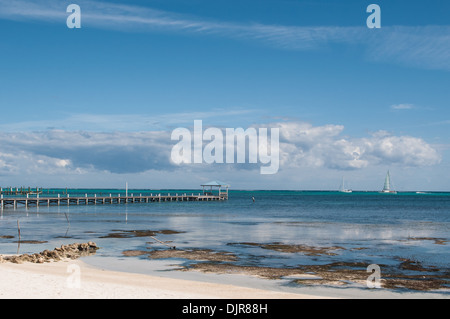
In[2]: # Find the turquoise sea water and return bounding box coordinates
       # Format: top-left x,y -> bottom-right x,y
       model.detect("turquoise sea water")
1,189 -> 449,296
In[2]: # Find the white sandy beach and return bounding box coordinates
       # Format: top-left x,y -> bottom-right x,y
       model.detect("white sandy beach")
0,259 -> 325,299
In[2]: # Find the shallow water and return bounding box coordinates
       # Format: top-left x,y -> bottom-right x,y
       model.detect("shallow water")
1,190 -> 450,296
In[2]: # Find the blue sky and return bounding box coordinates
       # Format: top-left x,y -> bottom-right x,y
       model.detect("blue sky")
0,0 -> 449,190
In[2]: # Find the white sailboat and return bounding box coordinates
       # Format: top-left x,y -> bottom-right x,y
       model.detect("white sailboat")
339,177 -> 352,193
380,170 -> 397,194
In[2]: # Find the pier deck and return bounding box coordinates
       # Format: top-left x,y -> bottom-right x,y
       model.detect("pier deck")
0,193 -> 227,209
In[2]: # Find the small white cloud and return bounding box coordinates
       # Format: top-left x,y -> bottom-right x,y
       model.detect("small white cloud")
55,159 -> 71,168
391,103 -> 415,110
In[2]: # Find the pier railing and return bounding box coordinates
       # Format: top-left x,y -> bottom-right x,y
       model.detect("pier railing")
0,187 -> 43,196
0,192 -> 227,209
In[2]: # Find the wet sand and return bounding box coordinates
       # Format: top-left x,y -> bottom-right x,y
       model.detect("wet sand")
0,259 -> 325,299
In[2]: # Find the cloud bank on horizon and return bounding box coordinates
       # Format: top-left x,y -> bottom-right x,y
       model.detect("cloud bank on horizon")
0,121 -> 441,182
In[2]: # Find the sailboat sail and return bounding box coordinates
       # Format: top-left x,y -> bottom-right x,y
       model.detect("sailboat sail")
383,171 -> 391,192
381,170 -> 397,194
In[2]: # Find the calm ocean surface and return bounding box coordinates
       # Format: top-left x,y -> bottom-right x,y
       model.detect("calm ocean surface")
1,189 -> 449,295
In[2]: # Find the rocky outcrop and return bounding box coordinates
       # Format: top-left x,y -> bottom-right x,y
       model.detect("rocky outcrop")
0,242 -> 99,264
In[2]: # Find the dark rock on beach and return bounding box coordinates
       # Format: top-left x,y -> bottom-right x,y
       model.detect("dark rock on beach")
0,242 -> 99,264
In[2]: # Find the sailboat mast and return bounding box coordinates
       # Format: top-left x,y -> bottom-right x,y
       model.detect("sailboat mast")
339,177 -> 352,193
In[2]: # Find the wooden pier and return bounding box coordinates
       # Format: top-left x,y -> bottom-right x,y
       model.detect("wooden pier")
0,192 -> 227,209
0,187 -> 43,196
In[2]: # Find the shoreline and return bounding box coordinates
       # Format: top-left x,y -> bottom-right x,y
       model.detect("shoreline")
1,258 -> 448,299
1,192 -> 449,300
0,259 -> 326,299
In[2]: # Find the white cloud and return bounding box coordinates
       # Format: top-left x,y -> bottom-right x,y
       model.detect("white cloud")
0,150 -> 76,176
1,0 -> 449,71
0,0 -> 361,50
272,122 -> 441,170
360,133 -> 441,167
0,109 -> 254,132
391,103 -> 415,110
366,26 -> 450,71
0,121 -> 441,183
0,130 -> 173,175
278,122 -> 344,148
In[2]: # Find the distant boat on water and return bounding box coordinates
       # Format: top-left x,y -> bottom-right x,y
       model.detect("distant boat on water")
380,170 -> 397,194
339,177 -> 352,193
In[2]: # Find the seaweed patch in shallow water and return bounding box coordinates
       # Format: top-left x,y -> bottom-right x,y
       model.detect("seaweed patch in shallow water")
182,260 -> 450,291
182,263 -> 308,280
148,249 -> 237,262
100,229 -> 185,239
121,240 -> 450,292
229,242 -> 345,256
122,250 -> 149,257
398,258 -> 439,272
407,237 -> 448,245
122,248 -> 237,262
12,240 -> 48,244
